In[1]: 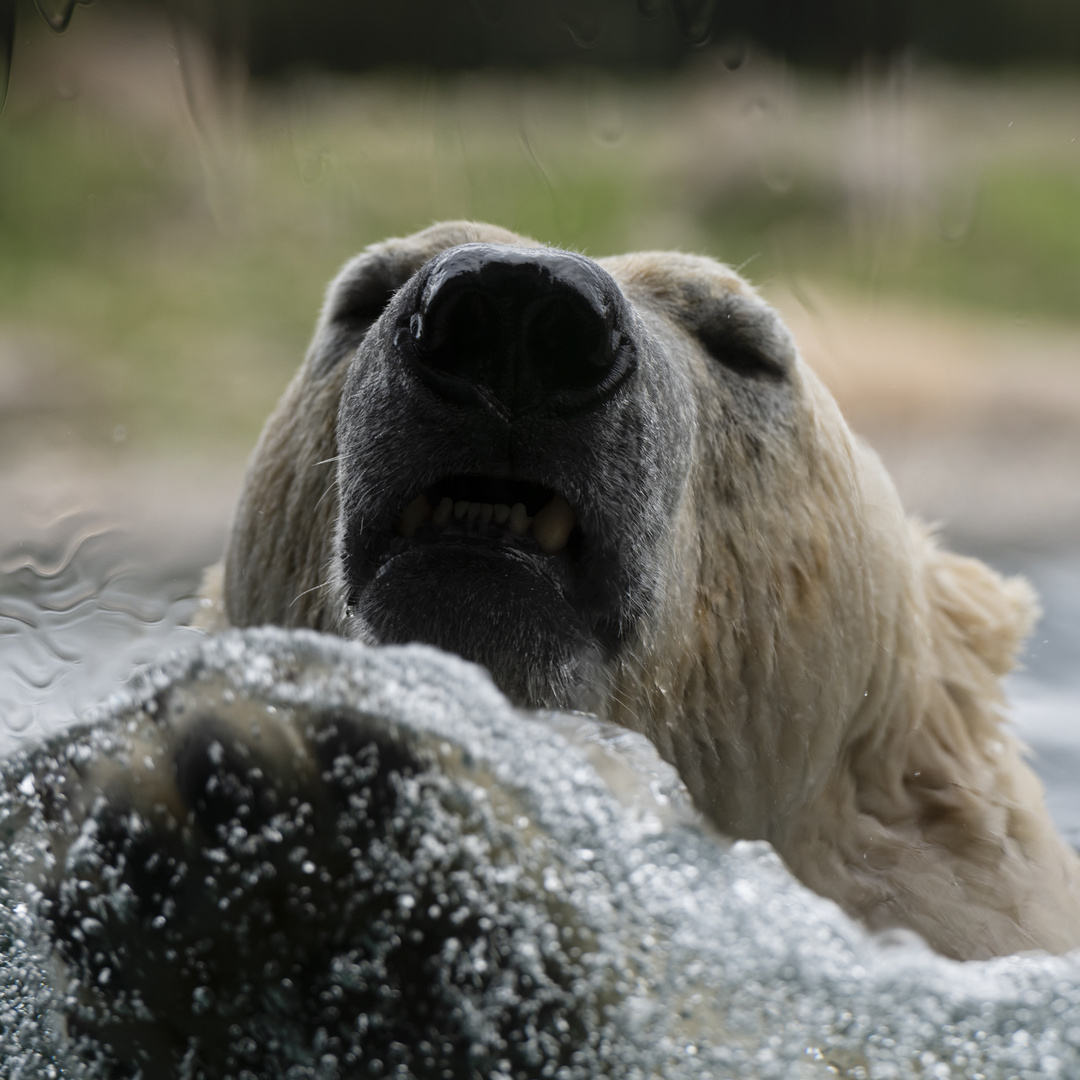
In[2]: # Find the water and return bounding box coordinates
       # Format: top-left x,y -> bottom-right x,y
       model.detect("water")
995,552 -> 1080,850
1,526 -> 1080,1078
0,514 -> 206,757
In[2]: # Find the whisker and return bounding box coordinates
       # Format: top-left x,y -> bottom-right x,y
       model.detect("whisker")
289,580 -> 329,608
313,478 -> 338,513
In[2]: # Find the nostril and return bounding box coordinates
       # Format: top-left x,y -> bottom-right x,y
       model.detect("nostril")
400,244 -> 635,413
411,286 -> 503,384
524,293 -> 611,392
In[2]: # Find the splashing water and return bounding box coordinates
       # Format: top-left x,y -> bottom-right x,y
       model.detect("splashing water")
0,627 -> 1079,1078
1,513 -> 1080,1077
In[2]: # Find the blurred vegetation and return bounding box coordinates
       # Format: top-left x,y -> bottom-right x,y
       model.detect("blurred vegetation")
1,5 -> 1079,454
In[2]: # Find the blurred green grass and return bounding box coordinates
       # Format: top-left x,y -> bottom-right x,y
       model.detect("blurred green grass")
699,165 -> 1080,315
2,50 -> 1079,453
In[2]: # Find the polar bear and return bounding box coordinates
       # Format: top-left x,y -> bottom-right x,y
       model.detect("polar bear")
214,221 -> 1080,961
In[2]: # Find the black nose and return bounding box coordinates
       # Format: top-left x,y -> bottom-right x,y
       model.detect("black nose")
398,244 -> 635,415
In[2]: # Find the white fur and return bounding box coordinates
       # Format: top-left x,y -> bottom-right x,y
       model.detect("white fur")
217,223 -> 1080,959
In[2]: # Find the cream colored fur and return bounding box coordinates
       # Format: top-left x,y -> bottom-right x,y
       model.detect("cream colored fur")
216,222 -> 1080,960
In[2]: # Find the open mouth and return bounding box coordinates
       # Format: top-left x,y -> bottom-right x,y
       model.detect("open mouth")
393,476 -> 579,556
345,470 -> 608,706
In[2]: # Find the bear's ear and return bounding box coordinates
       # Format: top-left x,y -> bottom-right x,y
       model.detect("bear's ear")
918,526 -> 1039,680
308,221 -> 537,379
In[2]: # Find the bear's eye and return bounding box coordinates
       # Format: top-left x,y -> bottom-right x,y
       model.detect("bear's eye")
695,317 -> 788,381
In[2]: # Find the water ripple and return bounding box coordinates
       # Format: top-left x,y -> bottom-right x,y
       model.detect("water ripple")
0,521 -> 114,581
0,512 -> 205,754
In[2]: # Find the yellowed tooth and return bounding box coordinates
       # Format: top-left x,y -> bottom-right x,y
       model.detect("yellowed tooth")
467,502 -> 482,521
454,500 -> 469,520
480,503 -> 494,524
397,493 -> 432,538
531,494 -> 575,553
508,502 -> 530,535
433,496 -> 453,528
493,503 -> 510,525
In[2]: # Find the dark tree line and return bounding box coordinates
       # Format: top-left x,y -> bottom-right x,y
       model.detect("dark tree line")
14,0 -> 1080,76
174,0 -> 1080,75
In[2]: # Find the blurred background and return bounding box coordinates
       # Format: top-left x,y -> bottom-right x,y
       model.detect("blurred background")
1,0 -> 1079,836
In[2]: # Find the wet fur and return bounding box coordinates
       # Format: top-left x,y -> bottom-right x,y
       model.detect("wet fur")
216,221 -> 1080,960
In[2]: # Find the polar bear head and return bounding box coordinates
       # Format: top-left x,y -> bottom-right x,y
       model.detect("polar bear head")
223,222 -> 1079,958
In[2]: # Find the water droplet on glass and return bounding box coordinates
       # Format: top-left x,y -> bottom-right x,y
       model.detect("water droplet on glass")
761,158 -> 796,196
590,86 -> 625,147
937,180 -> 980,242
718,35 -> 748,70
293,145 -> 328,186
554,0 -> 606,49
33,0 -> 93,34
0,0 -> 13,117
671,0 -> 717,45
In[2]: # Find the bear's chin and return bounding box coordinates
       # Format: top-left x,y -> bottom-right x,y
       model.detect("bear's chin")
351,541 -> 603,708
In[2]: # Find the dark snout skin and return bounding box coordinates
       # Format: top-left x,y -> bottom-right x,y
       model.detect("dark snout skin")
335,241 -> 696,708
401,244 -> 637,418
